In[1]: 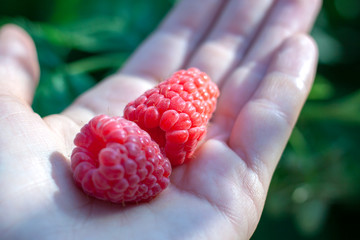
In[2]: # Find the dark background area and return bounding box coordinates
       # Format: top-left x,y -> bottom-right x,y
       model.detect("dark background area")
1,0 -> 359,239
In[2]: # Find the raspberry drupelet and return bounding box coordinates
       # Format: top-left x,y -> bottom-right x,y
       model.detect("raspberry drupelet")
124,68 -> 219,166
71,115 -> 171,204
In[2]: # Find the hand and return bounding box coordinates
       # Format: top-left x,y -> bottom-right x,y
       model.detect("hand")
0,0 -> 321,239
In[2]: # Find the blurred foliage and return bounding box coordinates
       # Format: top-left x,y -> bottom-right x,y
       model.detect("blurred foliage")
1,0 -> 175,115
1,0 -> 359,239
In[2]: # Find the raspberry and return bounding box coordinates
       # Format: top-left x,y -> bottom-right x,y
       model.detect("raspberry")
124,68 -> 219,166
70,115 -> 171,204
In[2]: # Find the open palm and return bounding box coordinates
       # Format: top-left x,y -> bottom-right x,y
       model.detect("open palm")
0,0 -> 321,239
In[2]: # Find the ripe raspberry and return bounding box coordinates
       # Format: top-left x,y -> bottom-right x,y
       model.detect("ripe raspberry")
70,115 -> 171,204
124,68 -> 219,166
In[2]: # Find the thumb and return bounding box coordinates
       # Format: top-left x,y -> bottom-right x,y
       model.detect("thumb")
0,24 -> 43,149
0,24 -> 39,105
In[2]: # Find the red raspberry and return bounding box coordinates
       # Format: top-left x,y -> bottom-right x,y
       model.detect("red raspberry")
70,115 -> 171,204
124,68 -> 219,166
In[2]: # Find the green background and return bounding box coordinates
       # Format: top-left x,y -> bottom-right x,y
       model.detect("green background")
1,0 -> 359,239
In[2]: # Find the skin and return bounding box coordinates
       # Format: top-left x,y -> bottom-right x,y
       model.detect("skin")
0,0 -> 321,239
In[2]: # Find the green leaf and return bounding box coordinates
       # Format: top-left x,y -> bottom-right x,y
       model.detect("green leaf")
308,75 -> 334,100
294,200 -> 328,236
64,53 -> 129,75
32,70 -> 73,116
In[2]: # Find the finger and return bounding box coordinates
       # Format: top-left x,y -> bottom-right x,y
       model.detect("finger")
0,24 -> 40,104
120,0 -> 226,82
186,0 -> 273,84
229,34 -> 318,184
215,0 -> 321,133
244,0 -> 321,65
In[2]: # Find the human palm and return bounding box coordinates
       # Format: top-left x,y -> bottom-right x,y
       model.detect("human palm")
0,0 -> 321,239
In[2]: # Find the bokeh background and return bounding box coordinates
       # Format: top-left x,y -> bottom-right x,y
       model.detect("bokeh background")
1,0 -> 359,239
